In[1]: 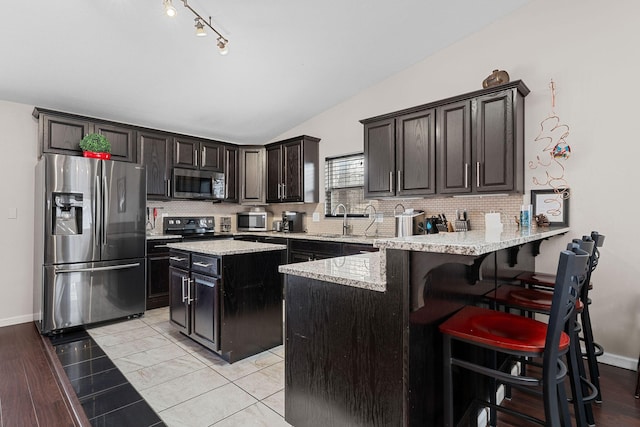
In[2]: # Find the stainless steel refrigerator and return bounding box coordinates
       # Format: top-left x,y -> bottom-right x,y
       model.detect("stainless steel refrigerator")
34,154 -> 146,334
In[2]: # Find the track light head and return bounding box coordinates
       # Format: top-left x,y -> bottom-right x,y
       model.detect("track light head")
163,0 -> 177,17
217,37 -> 229,55
195,18 -> 207,37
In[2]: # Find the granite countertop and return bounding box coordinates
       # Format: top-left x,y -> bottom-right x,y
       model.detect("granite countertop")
235,231 -> 379,245
374,227 -> 570,256
166,240 -> 287,256
279,252 -> 384,292
146,234 -> 182,241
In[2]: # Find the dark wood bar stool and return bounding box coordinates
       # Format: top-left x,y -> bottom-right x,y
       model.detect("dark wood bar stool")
510,232 -> 605,404
439,242 -> 591,427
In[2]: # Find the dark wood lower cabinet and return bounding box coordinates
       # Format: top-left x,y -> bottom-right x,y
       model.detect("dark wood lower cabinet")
146,239 -> 173,310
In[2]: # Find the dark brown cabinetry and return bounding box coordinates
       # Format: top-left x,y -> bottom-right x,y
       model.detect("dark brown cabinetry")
365,110 -> 436,198
288,239 -> 377,263
146,239 -> 175,309
223,145 -> 239,202
265,135 -> 320,203
174,137 -> 223,171
34,108 -> 136,162
138,131 -> 172,199
362,81 -> 529,198
239,146 -> 266,204
169,248 -> 284,363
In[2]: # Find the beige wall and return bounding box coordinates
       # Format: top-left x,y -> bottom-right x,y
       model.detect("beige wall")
1,0 -> 639,368
273,0 -> 640,367
0,101 -> 38,326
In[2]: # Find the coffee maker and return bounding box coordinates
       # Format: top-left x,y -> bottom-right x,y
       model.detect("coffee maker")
282,211 -> 305,233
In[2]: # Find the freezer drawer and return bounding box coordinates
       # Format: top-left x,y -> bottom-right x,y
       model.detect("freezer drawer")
39,259 -> 145,334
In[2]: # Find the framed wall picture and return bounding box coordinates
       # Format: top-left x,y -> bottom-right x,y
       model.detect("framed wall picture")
531,188 -> 570,227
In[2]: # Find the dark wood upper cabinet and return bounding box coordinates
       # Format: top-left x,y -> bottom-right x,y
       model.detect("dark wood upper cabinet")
396,109 -> 436,196
364,110 -> 436,198
94,123 -> 136,162
265,135 -> 320,203
34,108 -> 136,162
437,100 -> 472,194
173,137 -> 223,171
364,119 -> 395,198
240,146 -> 266,204
362,80 -> 529,198
223,145 -> 239,203
137,130 -> 171,199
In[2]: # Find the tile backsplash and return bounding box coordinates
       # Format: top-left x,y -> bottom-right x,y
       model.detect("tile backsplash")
147,195 -> 524,237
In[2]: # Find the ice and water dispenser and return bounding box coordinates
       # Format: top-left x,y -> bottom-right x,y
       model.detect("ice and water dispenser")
52,193 -> 83,235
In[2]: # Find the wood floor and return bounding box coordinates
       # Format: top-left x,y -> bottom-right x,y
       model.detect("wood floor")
1,321 -> 639,426
0,322 -> 90,427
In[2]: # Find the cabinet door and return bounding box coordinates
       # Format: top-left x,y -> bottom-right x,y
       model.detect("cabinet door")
95,123 -> 135,162
396,109 -> 436,196
41,114 -> 92,155
282,140 -> 303,202
266,145 -> 282,203
138,131 -> 171,199
191,273 -> 219,348
474,90 -> 514,193
224,146 -> 239,202
173,137 -> 198,169
200,141 -> 223,171
240,146 -> 266,204
437,100 -> 472,194
169,267 -> 189,334
147,253 -> 169,309
364,118 -> 395,198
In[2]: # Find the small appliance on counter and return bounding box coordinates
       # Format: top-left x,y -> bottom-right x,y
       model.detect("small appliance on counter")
220,216 -> 232,233
237,207 -> 271,231
395,210 -> 425,237
282,211 -> 305,233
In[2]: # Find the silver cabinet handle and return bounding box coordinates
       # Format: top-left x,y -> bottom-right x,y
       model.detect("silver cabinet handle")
194,148 -> 199,167
282,182 -> 286,199
187,278 -> 194,304
193,261 -> 213,268
166,179 -> 171,197
170,256 -> 187,262
389,171 -> 393,193
476,161 -> 480,187
154,244 -> 169,248
181,276 -> 188,302
201,148 -> 206,167
464,163 -> 469,188
277,183 -> 281,199
397,170 -> 402,193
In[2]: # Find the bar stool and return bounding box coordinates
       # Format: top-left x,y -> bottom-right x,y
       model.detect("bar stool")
510,232 -> 605,404
439,242 -> 590,427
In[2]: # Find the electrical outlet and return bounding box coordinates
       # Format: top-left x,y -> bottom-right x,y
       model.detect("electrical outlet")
312,212 -> 320,222
375,213 -> 383,223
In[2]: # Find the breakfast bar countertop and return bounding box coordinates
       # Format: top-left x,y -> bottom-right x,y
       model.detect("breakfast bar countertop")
374,226 -> 570,256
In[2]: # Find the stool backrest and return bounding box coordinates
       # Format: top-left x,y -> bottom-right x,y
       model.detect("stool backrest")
544,244 -> 591,372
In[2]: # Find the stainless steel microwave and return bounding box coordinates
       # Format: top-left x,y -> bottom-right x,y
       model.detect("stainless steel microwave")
172,168 -> 225,200
237,211 -> 270,231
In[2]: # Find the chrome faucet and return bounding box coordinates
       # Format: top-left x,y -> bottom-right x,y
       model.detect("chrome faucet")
332,203 -> 351,235
364,204 -> 377,237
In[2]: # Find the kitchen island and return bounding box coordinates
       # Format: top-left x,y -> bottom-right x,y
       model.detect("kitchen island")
166,239 -> 286,363
280,227 -> 569,426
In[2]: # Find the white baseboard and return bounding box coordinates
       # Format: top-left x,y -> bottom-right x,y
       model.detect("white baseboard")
0,312 -> 35,328
599,352 -> 638,371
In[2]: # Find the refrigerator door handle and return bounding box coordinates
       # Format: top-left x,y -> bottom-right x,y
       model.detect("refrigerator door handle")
55,262 -> 141,274
94,175 -> 101,245
102,175 -> 108,247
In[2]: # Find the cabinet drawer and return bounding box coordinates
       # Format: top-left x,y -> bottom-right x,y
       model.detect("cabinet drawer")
191,253 -> 220,277
290,239 -> 341,256
342,243 -> 378,256
169,250 -> 190,269
148,239 -> 179,255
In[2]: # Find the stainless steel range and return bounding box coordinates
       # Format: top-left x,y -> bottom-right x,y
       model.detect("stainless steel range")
163,216 -> 231,240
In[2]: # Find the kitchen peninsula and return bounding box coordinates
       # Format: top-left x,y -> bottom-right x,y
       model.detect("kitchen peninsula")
166,239 -> 286,363
280,227 -> 569,426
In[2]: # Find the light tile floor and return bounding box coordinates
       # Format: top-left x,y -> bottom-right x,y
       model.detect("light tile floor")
87,307 -> 292,427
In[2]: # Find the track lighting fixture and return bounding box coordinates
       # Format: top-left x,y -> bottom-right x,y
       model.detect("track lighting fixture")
163,0 -> 229,55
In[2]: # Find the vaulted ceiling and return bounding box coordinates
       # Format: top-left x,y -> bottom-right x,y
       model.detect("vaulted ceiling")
0,0 -> 530,144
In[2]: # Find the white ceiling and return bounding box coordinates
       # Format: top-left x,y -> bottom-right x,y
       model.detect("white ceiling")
0,0 -> 530,144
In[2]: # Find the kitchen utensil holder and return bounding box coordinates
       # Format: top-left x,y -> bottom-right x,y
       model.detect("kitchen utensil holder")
454,220 -> 470,232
